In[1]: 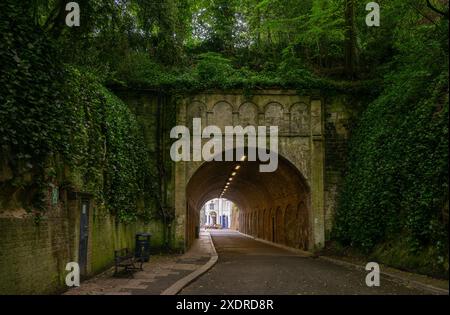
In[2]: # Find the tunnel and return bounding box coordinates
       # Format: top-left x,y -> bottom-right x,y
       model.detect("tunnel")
185,148 -> 311,251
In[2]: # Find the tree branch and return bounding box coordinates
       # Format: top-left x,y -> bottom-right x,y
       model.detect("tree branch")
426,0 -> 449,19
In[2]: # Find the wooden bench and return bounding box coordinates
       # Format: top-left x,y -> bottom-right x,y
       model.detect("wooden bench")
114,248 -> 143,275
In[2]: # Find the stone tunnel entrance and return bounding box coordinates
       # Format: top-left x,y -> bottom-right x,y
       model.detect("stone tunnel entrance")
185,150 -> 311,251
173,90 -> 326,252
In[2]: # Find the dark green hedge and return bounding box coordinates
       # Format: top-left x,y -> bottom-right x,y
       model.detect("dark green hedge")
333,21 -> 449,276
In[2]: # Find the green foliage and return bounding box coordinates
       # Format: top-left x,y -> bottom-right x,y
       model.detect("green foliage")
62,68 -> 106,196
196,53 -> 235,84
102,86 -> 154,222
63,68 -> 155,222
0,1 -> 65,166
0,2 -> 156,222
2,0 -> 449,275
0,1 -> 66,212
333,18 -> 449,276
110,50 -> 370,96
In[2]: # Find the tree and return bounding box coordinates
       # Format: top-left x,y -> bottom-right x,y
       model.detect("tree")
344,0 -> 358,79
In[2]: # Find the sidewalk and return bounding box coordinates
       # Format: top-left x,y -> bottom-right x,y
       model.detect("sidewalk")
64,230 -> 215,295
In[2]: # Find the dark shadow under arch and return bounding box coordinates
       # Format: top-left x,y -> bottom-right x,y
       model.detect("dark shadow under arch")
185,147 -> 311,250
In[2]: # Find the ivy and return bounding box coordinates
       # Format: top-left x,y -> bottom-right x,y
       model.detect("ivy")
109,50 -> 372,96
102,86 -> 154,223
332,20 -> 449,276
56,67 -> 157,223
0,3 -> 156,222
0,2 -> 66,171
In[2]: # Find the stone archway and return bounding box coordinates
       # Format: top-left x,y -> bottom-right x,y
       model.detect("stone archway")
174,90 -> 325,252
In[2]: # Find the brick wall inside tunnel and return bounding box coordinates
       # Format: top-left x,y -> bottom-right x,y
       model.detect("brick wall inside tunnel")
185,153 -> 311,251
235,197 -> 309,250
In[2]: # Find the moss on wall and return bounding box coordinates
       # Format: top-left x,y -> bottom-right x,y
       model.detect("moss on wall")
0,204 -> 165,295
90,207 -> 165,275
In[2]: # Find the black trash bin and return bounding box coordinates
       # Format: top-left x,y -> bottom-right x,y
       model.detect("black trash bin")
195,226 -> 200,239
135,233 -> 151,262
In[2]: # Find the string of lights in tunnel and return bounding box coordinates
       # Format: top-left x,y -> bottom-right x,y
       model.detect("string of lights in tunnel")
220,155 -> 246,199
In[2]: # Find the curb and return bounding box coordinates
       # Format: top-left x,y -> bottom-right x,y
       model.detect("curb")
318,256 -> 449,295
161,232 -> 218,295
237,231 -> 313,257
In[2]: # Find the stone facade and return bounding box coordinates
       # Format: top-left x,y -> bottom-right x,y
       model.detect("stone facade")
175,90 -> 328,251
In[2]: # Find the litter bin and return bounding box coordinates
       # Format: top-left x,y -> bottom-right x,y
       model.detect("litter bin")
135,233 -> 151,262
195,226 -> 200,239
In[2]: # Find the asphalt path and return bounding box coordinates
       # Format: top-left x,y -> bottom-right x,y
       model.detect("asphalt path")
181,230 -> 425,295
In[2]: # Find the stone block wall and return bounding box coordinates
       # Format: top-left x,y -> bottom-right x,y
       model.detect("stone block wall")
323,95 -> 358,236
0,191 -> 163,294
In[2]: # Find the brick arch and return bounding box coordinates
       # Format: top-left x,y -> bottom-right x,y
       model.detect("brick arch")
297,201 -> 309,250
284,204 -> 296,247
258,208 -> 264,238
275,206 -> 285,244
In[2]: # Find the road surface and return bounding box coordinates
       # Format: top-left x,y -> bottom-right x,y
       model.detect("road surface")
181,230 -> 426,295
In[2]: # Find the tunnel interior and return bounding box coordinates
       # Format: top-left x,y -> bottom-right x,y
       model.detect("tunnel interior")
185,149 -> 311,250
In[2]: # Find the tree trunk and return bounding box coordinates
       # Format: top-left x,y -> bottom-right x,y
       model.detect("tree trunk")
344,0 -> 358,79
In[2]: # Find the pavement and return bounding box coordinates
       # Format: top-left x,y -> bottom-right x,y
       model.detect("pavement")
64,229 -> 448,295
64,230 -> 214,295
180,230 -> 446,295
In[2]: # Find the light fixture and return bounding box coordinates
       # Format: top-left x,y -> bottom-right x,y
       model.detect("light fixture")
240,155 -> 247,161
231,172 -> 236,176
235,165 -> 241,170
229,177 -> 233,181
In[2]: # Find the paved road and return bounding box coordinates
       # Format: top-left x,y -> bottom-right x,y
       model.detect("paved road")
181,230 -> 426,295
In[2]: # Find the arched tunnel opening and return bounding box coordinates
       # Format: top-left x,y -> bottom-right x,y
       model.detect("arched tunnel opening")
185,148 -> 311,251
200,198 -> 233,229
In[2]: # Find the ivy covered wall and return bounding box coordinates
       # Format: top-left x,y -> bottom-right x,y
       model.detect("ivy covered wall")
0,4 -> 168,294
332,20 -> 449,278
